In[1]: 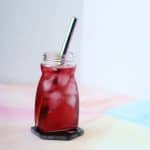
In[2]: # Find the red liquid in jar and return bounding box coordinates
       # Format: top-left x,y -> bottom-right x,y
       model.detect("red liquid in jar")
35,64 -> 79,133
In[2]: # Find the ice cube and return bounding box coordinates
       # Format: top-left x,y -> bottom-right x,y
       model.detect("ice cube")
65,80 -> 77,95
50,91 -> 62,101
46,91 -> 62,110
43,80 -> 52,91
43,75 -> 55,91
58,74 -> 70,86
68,96 -> 76,108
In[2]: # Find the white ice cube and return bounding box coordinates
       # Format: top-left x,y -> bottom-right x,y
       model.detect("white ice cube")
50,91 -> 62,101
43,75 -> 55,91
68,96 -> 76,108
58,74 -> 70,86
47,91 -> 62,110
65,80 -> 77,95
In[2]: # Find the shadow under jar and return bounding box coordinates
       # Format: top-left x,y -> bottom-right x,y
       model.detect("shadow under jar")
35,52 -> 79,133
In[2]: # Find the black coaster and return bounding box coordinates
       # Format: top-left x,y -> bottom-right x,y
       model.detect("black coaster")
31,126 -> 84,141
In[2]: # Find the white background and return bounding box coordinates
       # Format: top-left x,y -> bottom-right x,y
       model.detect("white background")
81,0 -> 150,98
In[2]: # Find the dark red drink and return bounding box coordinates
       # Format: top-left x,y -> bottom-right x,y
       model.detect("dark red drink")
35,52 -> 79,133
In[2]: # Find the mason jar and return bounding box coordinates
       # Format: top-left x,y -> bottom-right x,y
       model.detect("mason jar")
34,52 -> 79,133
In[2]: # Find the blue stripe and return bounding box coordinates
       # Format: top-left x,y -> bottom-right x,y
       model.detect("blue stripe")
104,100 -> 150,127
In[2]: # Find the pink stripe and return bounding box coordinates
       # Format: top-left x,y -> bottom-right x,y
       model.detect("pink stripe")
0,96 -> 135,122
0,105 -> 33,119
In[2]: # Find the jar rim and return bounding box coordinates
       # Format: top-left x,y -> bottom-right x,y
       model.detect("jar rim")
43,51 -> 74,61
42,51 -> 75,66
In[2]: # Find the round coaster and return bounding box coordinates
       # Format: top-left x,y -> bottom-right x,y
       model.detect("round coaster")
31,126 -> 84,140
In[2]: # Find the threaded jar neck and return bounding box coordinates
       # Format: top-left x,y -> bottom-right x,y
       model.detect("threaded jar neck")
42,52 -> 75,67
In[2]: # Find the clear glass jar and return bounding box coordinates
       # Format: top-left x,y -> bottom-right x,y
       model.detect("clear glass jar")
34,52 -> 79,133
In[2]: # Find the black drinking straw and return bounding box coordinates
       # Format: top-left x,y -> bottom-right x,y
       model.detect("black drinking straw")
59,17 -> 77,57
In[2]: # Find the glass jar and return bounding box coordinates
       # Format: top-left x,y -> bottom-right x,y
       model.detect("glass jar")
34,52 -> 79,133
